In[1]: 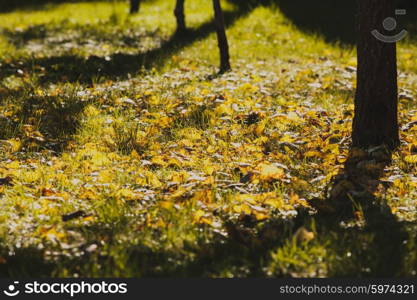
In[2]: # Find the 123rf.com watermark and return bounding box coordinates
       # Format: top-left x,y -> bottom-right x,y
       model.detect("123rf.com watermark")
2,280 -> 127,298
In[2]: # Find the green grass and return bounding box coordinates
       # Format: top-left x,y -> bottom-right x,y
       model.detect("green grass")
0,0 -> 416,277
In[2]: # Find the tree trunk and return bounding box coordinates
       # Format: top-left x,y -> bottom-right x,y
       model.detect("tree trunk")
130,0 -> 140,14
212,0 -> 231,73
174,0 -> 186,33
352,0 -> 399,149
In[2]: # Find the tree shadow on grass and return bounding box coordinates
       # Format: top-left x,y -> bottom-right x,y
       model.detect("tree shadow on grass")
23,94 -> 87,152
1,150 -> 416,278
272,0 -> 417,45
307,147 -> 414,277
273,0 -> 357,45
168,147 -> 416,277
0,2 -> 260,85
0,86 -> 88,153
0,0 -> 223,153
0,246 -> 55,277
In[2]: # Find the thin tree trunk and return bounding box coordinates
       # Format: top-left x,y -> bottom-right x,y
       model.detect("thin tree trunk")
130,0 -> 140,14
212,0 -> 231,73
174,0 -> 186,33
352,0 -> 399,149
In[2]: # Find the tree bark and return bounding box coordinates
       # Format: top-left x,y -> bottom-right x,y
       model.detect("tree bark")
352,0 -> 399,149
130,0 -> 140,14
174,0 -> 186,33
212,0 -> 231,73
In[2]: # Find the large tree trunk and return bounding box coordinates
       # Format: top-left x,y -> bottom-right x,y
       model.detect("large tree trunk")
174,0 -> 186,33
130,0 -> 140,14
352,0 -> 399,149
212,0 -> 231,73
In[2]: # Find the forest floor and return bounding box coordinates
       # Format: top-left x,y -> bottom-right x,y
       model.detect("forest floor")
0,0 -> 417,277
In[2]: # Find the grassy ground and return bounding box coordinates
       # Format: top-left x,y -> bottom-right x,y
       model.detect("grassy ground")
0,0 -> 416,277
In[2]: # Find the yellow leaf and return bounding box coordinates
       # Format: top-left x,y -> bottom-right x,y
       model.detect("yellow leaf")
200,217 -> 213,226
233,203 -> 252,214
160,201 -> 174,210
254,212 -> 269,221
288,193 -> 308,208
83,215 -> 95,222
6,161 -> 19,169
215,103 -> 233,115
151,155 -> 166,167
404,155 -> 417,164
79,188 -> 98,200
235,194 -> 257,205
98,170 -> 113,183
169,186 -> 189,199
131,150 -> 141,160
191,189 -> 214,203
206,145 -> 216,154
304,151 -> 322,158
193,209 -> 206,223
149,95 -> 160,105
254,120 -> 266,136
158,116 -> 171,128
3,139 -> 21,152
264,197 -> 284,209
202,165 -> 215,175
258,164 -> 285,182
238,83 -> 259,93
177,128 -> 202,141
39,226 -> 65,241
146,172 -> 162,188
